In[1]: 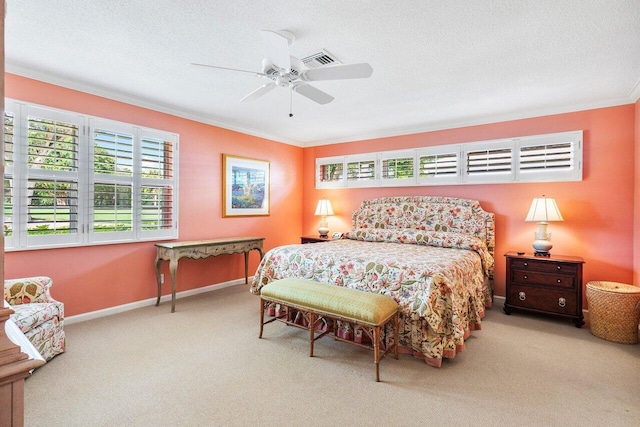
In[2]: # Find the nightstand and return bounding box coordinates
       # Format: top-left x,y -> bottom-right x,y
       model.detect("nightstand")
504,252 -> 585,327
301,236 -> 329,244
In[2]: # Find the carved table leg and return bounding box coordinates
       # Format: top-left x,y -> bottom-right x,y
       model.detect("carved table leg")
155,256 -> 163,307
244,251 -> 249,284
169,257 -> 179,313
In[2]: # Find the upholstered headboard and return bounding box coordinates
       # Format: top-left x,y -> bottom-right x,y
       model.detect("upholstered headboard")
351,196 -> 495,255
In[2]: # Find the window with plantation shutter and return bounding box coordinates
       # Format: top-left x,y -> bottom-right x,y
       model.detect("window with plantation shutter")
316,157 -> 345,188
90,122 -> 135,241
315,131 -> 581,189
3,112 -> 15,245
138,131 -> 176,237
517,131 -> 582,182
4,112 -> 14,168
346,155 -> 376,187
27,177 -> 79,235
3,99 -> 179,250
379,150 -> 415,186
24,107 -> 82,247
463,140 -> 514,183
520,143 -> 571,170
417,146 -> 459,185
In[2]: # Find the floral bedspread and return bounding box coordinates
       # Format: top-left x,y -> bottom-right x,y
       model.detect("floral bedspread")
251,232 -> 494,367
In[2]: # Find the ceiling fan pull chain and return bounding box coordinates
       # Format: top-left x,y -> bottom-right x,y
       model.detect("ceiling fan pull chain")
289,86 -> 294,117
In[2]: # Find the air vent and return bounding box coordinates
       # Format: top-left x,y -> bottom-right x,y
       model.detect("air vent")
301,50 -> 341,69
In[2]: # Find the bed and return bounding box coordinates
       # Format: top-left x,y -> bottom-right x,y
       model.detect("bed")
250,196 -> 495,367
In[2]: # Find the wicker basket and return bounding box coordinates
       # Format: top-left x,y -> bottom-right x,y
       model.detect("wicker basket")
586,281 -> 640,344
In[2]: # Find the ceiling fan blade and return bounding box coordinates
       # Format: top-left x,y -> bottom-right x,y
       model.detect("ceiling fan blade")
301,63 -> 373,81
240,83 -> 276,102
190,63 -> 265,77
261,30 -> 292,71
294,83 -> 334,105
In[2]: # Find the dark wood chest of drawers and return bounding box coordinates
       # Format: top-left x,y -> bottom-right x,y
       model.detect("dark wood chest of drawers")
504,252 -> 584,327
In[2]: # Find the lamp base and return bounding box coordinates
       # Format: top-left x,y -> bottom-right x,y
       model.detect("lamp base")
318,226 -> 329,238
532,235 -> 553,257
534,250 -> 551,257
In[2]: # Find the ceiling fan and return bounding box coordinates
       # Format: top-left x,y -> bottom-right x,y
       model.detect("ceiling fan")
191,29 -> 373,114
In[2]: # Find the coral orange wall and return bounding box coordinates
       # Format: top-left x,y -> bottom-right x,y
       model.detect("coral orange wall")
303,105 -> 636,304
4,74 -> 303,316
635,98 -> 640,285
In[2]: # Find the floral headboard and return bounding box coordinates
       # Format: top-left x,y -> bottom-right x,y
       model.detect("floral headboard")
349,196 -> 496,298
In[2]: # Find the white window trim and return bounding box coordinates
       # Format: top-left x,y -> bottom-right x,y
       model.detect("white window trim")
315,130 -> 582,189
3,99 -> 179,251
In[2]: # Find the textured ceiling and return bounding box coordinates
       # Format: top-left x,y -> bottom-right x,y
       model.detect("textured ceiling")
5,1 -> 640,147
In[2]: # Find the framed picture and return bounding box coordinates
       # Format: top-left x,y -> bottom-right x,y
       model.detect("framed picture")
222,154 -> 270,217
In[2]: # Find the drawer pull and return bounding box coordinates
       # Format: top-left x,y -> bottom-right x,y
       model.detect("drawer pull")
557,265 -> 561,270
558,297 -> 566,307
523,275 -> 528,280
519,291 -> 526,301
523,262 -> 528,267
557,279 -> 561,284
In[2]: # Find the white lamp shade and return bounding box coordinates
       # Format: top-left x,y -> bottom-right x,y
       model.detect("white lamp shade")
314,199 -> 334,216
525,196 -> 564,222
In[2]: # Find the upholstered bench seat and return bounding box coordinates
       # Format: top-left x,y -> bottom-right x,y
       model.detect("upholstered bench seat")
259,278 -> 399,381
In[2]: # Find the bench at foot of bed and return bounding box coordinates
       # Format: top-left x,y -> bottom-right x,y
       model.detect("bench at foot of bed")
259,278 -> 399,382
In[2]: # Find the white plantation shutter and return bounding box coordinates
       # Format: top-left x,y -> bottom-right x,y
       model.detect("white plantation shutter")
346,155 -> 376,187
417,146 -> 460,185
463,140 -> 514,183
517,131 -> 582,181
90,120 -> 135,242
316,156 -> 345,188
3,112 -> 15,246
23,105 -> 83,247
315,131 -> 581,189
138,129 -> 177,239
3,99 -> 178,250
379,150 -> 415,186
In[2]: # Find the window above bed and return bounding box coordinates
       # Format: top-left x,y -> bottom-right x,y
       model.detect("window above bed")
316,130 -> 582,189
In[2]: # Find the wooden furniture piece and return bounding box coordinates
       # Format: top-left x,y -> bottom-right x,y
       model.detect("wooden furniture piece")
155,237 -> 265,312
504,252 -> 585,327
1,307 -> 46,427
259,278 -> 399,382
300,236 -> 329,244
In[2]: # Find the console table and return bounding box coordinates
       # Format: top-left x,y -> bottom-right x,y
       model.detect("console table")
155,237 -> 265,312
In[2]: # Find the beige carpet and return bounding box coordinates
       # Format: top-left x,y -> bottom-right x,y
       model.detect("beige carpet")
24,285 -> 640,426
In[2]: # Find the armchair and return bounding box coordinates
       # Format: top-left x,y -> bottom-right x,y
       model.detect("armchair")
3,276 -> 65,361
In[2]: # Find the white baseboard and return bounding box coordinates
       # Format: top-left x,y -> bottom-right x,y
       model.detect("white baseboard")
67,289 -> 591,326
65,278 -> 246,325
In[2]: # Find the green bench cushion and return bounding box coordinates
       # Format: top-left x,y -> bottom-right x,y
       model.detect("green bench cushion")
261,278 -> 398,325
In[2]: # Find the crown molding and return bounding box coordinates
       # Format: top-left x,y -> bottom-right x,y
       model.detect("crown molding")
4,65 -> 304,148
6,64 -> 636,150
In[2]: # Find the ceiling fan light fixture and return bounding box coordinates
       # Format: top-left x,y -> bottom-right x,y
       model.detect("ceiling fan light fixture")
275,75 -> 290,87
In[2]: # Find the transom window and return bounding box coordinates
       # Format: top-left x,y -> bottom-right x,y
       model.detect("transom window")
316,130 -> 582,188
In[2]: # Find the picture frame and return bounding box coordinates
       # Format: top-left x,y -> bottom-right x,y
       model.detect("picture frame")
222,154 -> 270,217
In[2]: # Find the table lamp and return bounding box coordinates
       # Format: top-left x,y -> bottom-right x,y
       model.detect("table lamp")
314,198 -> 334,238
525,195 -> 564,256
